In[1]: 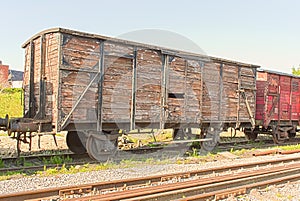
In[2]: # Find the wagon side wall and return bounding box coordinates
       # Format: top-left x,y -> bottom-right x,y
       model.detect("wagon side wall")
238,66 -> 257,124
291,77 -> 300,122
57,33 -> 101,130
202,60 -> 257,127
255,71 -> 267,123
19,28 -> 260,133
23,33 -> 60,128
255,70 -> 300,128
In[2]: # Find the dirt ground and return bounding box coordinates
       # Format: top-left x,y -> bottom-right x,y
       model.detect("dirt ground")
0,131 -> 68,157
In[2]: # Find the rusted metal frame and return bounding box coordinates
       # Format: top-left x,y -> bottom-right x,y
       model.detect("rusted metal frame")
97,41 -> 105,132
28,40 -> 35,118
160,54 -> 168,129
56,33 -> 63,131
218,63 -> 223,121
130,47 -> 137,130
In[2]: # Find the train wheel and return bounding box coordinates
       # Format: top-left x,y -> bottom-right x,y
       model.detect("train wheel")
288,131 -> 296,138
201,132 -> 218,152
173,129 -> 184,140
173,128 -> 193,140
272,133 -> 283,144
244,128 -> 258,141
66,131 -> 87,154
272,126 -> 289,144
86,133 -> 117,162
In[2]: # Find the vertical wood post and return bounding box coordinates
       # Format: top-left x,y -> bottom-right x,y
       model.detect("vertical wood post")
130,47 -> 137,130
39,34 -> 46,119
97,41 -> 105,132
28,41 -> 35,118
160,54 -> 168,129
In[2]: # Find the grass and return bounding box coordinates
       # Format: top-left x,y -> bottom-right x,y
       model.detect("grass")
276,144 -> 300,151
42,155 -> 73,165
0,88 -> 23,118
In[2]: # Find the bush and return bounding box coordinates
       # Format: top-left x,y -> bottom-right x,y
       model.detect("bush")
0,88 -> 23,118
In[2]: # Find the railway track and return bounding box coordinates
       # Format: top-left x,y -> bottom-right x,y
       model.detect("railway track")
1,135 -> 299,174
1,154 -> 300,201
0,144 -> 192,174
0,152 -> 95,174
215,135 -> 300,151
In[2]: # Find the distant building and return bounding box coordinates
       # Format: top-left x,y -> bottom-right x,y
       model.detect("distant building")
9,70 -> 24,88
0,60 -> 24,88
0,60 -> 10,88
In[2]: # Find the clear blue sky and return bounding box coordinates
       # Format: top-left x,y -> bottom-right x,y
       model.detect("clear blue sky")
1,0 -> 299,73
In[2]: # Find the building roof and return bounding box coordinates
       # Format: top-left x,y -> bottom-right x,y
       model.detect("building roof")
9,70 -> 23,81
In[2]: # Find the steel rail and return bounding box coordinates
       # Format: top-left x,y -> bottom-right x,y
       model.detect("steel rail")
2,155 -> 300,201
175,169 -> 300,200
0,153 -> 91,174
70,163 -> 300,201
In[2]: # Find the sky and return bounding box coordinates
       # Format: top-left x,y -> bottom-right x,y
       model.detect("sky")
0,0 -> 299,74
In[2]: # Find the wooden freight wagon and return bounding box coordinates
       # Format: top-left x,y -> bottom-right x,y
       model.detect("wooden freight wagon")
5,28 -> 259,159
255,69 -> 300,143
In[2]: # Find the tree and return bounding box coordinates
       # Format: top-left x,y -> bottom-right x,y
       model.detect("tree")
292,66 -> 300,76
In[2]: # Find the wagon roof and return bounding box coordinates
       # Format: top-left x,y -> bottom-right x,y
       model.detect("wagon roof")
22,27 -> 260,68
258,69 -> 300,78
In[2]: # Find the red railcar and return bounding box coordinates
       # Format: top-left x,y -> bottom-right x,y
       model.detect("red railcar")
255,69 -> 300,142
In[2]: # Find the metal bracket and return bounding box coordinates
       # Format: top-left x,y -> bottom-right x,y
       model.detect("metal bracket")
60,72 -> 101,130
59,186 -> 92,197
240,90 -> 255,128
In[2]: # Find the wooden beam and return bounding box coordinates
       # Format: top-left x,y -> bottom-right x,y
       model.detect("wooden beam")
28,41 -> 35,118
130,47 -> 137,130
38,34 -> 46,119
97,41 -> 105,132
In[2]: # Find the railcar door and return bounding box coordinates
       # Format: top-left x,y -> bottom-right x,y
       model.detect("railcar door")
167,57 -> 186,123
265,73 -> 280,125
166,57 -> 202,127
279,75 -> 292,121
291,78 -> 300,121
134,49 -> 162,129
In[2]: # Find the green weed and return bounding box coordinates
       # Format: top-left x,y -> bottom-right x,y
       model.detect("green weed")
42,155 -> 73,165
0,159 -> 4,168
